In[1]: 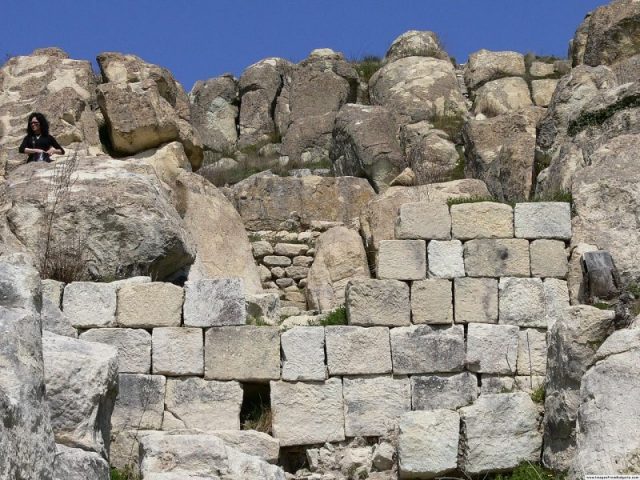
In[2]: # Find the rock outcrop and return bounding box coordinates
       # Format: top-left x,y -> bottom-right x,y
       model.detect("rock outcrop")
384,30 -> 450,63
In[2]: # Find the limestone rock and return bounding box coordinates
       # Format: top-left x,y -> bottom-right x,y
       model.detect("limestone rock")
532,79 -> 559,107
281,326 -> 326,381
410,278 -> 452,325
271,379 -> 345,446
391,325 -> 465,374
517,328 -> 547,376
460,393 -> 542,474
52,444 -> 110,480
331,103 -> 405,192
42,332 -> 118,457
183,279 -> 246,327
377,240 -> 426,281
385,30 -> 449,62
543,306 -> 615,471
454,277 -> 498,324
164,378 -> 242,431
499,278 -> 547,328
117,282 -> 183,328
232,174 -> 375,231
451,201 -> 513,240
530,239 -> 568,278
7,157 -> 196,281
204,326 -> 280,381
346,279 -> 411,327
530,61 -> 557,78
464,50 -> 526,90
62,282 -> 117,328
80,328 -> 151,373
189,74 -> 238,154
41,297 -> 77,338
568,244 -> 599,304
466,323 -> 519,374
96,52 -> 203,169
246,292 -> 281,325
514,202 -> 572,240
472,77 -> 533,117
111,374 -> 166,432
370,57 -> 467,124
395,201 -> 451,240
398,410 -> 460,479
325,326 -> 392,375
464,239 -> 530,277
428,240 -> 465,278
152,327 -> 204,376
411,372 -> 478,410
306,226 -> 370,312
343,376 -> 411,437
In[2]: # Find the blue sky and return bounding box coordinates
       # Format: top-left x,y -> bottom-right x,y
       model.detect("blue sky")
2,1 -> 609,91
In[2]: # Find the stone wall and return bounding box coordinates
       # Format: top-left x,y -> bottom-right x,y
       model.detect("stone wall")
43,200 -> 572,477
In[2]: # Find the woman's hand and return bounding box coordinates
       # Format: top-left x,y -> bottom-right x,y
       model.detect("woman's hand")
24,148 -> 44,154
47,147 -> 61,156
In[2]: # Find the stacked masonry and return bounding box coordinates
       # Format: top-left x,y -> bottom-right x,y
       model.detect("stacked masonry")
44,201 -> 571,478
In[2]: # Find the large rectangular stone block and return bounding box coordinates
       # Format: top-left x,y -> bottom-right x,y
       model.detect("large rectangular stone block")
466,323 -> 519,374
544,278 -> 570,329
451,202 -> 514,240
460,393 -> 542,474
80,328 -> 151,373
117,282 -> 183,328
398,410 -> 460,479
152,327 -> 203,376
63,282 -> 117,328
390,325 -> 465,374
530,239 -> 568,278
281,327 -> 326,381
377,240 -> 426,281
184,279 -> 245,327
163,378 -> 242,431
346,279 -> 410,327
464,239 -> 530,277
343,376 -> 411,437
514,202 -> 571,240
411,372 -> 478,411
517,328 -> 547,376
454,278 -> 498,324
271,379 -> 345,446
428,240 -> 465,278
411,279 -> 453,325
499,277 -> 546,328
111,374 -> 166,431
204,326 -> 280,381
325,326 -> 392,375
395,202 -> 451,240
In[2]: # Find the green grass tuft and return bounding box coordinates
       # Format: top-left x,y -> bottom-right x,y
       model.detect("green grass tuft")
352,55 -> 383,83
492,462 -> 564,480
317,306 -> 348,326
530,385 -> 545,404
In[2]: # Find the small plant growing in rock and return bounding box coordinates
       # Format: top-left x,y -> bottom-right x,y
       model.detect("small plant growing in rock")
247,314 -> 269,326
530,385 -> 546,404
110,466 -> 141,480
316,306 -> 348,326
493,461 -> 561,480
351,55 -> 383,83
242,403 -> 272,434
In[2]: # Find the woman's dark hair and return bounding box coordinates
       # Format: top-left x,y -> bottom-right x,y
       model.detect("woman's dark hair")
26,112 -> 49,136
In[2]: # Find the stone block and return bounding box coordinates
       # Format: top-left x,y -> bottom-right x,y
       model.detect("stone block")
252,240 -> 273,257
63,282 -> 117,328
276,278 -> 294,288
398,410 -> 460,479
411,279 -> 453,324
568,243 -> 598,305
499,277 -> 546,328
531,79 -> 559,107
325,326 -> 392,375
514,202 -> 571,240
395,202 -> 451,240
451,202 -> 513,239
293,255 -> 313,267
183,279 -> 245,327
285,265 -> 309,280
391,325 -> 465,374
111,374 -> 166,431
454,278 -> 498,324
204,326 -> 280,381
263,255 -> 292,267
80,328 -> 151,374
52,444 -> 110,480
117,282 -> 183,328
428,240 -> 464,278
211,430 -> 280,463
466,323 -> 519,374
464,239 -> 530,277
377,240 -> 426,281
271,379 -> 345,446
164,377 -> 242,430
281,326 -> 326,381
246,292 -> 280,325
544,278 -> 570,329
480,375 -> 515,394
460,393 -> 542,474
517,328 -> 547,376
411,372 -> 478,410
271,267 -> 285,278
346,279 -> 411,327
152,327 -> 203,376
514,375 -> 545,394
343,376 -> 411,437
41,279 -> 63,307
530,239 -> 568,278
274,243 -> 309,256
258,264 -> 272,282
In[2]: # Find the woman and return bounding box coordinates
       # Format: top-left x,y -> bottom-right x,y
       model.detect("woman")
18,112 -> 65,163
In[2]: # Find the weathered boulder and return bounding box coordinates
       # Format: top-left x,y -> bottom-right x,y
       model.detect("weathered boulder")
543,306 -> 615,471
385,30 -> 449,63
571,0 -> 640,68
0,256 -> 56,480
42,332 -> 118,458
370,56 -> 467,124
238,57 -> 293,149
96,52 -> 203,169
472,77 -> 533,117
52,444 -> 110,480
306,226 -> 370,311
189,74 -> 238,155
464,50 -> 526,91
174,172 -> 262,291
360,180 -> 490,254
400,122 -> 460,184
0,48 -> 102,175
464,106 -> 545,202
7,156 -> 195,281
331,103 -> 405,192
570,327 -> 640,477
232,173 -> 375,231
532,79 -> 560,107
